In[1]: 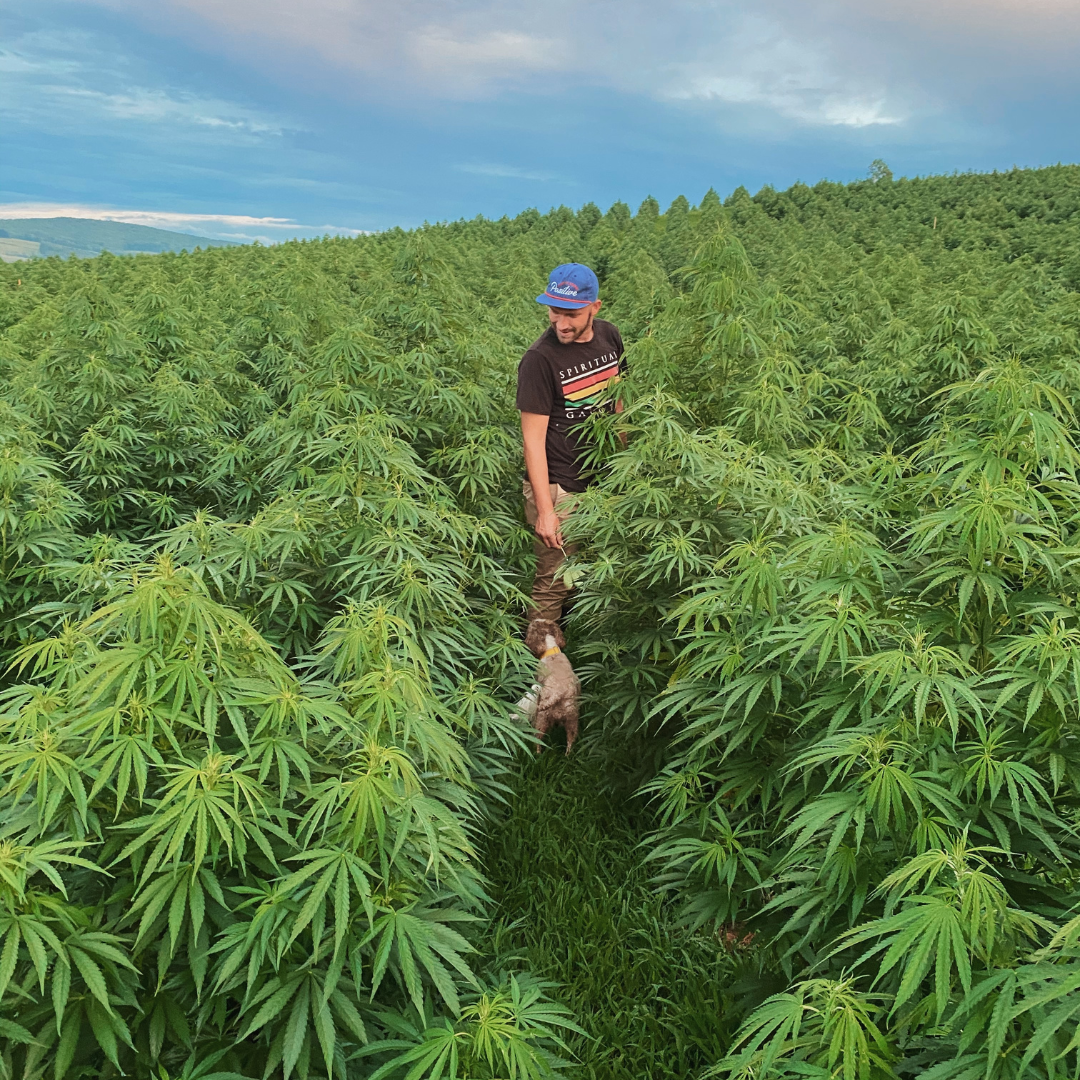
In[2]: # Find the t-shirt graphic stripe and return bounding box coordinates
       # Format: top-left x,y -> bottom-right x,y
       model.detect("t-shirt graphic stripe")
562,360 -> 620,396
564,374 -> 621,402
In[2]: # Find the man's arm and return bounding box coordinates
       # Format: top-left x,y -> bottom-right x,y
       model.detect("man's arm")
520,411 -> 563,549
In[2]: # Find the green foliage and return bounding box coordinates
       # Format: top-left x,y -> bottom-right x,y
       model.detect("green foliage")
565,165 -> 1080,1078
6,162 -> 1080,1078
0,225 -> 558,1079
481,754 -> 761,1080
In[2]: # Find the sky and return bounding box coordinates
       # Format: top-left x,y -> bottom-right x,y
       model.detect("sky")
1,0 -> 1079,242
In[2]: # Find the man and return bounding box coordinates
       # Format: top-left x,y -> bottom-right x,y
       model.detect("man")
516,263 -> 625,625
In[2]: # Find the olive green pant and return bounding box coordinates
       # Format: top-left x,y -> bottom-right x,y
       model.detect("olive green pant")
524,481 -> 579,624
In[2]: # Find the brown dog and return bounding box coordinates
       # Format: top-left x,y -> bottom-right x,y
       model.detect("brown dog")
523,619 -> 581,753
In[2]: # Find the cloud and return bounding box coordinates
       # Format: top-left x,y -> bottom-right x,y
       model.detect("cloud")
455,163 -> 562,182
0,204 -> 366,243
52,86 -> 284,133
858,0 -> 1080,37
73,0 -> 568,98
674,76 -> 901,127
61,0 -> 1080,139
664,21 -> 905,128
0,26 -> 290,140
70,0 -> 916,126
0,45 -> 80,75
409,29 -> 560,85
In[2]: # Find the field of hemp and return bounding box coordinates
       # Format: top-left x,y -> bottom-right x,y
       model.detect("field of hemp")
5,164 -> 1080,1079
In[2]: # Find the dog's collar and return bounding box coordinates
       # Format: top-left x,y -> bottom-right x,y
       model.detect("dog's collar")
540,646 -> 561,659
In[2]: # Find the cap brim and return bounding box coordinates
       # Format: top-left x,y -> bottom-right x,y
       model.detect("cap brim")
536,292 -> 592,309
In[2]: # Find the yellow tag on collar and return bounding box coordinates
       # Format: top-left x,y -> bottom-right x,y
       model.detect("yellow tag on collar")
540,646 -> 561,659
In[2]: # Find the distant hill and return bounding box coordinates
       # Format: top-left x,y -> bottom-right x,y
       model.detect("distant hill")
0,218 -> 240,261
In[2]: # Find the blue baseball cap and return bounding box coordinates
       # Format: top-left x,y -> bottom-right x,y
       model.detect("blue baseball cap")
537,263 -> 599,309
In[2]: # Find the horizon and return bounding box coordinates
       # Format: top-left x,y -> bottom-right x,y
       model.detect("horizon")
2,159 -> 1077,248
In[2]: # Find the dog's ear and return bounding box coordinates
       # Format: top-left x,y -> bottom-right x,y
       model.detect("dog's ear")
524,620 -> 544,655
525,619 -> 562,656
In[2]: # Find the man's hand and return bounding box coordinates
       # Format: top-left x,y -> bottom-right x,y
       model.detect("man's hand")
534,508 -> 564,549
521,411 -> 564,547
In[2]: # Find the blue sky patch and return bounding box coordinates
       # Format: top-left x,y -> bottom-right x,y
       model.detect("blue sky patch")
2,0 -> 1077,239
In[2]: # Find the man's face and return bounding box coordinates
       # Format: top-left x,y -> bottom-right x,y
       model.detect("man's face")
548,300 -> 601,344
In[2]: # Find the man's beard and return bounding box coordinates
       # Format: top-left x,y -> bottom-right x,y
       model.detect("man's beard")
559,313 -> 593,342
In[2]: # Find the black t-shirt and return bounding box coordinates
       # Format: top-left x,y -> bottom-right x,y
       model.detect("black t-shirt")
516,319 -> 626,492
